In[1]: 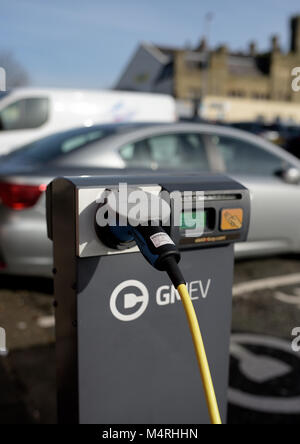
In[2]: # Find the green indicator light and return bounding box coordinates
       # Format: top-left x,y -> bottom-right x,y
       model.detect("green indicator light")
180,211 -> 207,231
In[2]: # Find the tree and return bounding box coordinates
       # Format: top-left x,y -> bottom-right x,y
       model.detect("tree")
0,50 -> 30,88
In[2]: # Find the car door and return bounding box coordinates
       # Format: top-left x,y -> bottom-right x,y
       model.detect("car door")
119,132 -> 211,172
208,132 -> 300,256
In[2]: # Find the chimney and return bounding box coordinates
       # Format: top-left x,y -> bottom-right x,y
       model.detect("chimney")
249,41 -> 257,57
291,16 -> 300,53
271,35 -> 280,53
197,38 -> 208,52
217,45 -> 228,55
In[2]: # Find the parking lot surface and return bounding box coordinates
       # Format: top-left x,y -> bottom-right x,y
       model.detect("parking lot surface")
0,256 -> 300,424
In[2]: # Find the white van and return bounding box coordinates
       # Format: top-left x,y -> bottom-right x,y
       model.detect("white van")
0,88 -> 176,156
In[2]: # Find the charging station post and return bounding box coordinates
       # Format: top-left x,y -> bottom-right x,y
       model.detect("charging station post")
47,173 -> 250,424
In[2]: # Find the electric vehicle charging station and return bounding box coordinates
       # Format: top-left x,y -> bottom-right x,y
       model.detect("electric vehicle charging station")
47,173 -> 250,425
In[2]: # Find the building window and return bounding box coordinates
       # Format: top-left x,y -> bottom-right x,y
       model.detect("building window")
228,90 -> 245,98
252,92 -> 270,100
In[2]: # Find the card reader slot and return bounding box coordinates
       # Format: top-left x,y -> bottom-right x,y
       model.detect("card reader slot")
204,193 -> 242,201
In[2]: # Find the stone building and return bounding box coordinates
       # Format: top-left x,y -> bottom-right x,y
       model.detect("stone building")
116,15 -> 300,104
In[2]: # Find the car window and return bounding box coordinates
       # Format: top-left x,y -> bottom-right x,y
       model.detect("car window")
61,131 -> 106,153
2,127 -> 114,165
211,134 -> 288,176
120,133 -> 209,170
0,97 -> 49,131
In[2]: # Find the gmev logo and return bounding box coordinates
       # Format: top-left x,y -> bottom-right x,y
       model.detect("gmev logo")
291,327 -> 300,352
110,279 -> 211,322
292,67 -> 300,92
0,327 -> 7,356
0,67 -> 6,92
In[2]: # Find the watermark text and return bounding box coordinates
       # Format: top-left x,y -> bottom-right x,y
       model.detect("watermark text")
292,67 -> 300,92
291,327 -> 300,352
0,67 -> 6,92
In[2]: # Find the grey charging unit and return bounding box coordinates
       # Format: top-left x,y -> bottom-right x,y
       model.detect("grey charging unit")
47,173 -> 250,425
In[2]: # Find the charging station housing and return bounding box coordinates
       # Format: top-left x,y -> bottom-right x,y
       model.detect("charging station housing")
47,173 -> 250,424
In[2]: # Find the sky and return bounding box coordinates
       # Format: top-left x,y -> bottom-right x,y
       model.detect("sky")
1,0 -> 300,89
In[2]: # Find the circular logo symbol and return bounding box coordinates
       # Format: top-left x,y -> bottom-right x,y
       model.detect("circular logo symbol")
110,280 -> 149,322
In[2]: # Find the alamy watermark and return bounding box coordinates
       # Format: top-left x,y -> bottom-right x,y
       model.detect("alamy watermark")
0,327 -> 7,356
291,327 -> 300,352
95,183 -> 205,236
0,67 -> 6,92
292,67 -> 300,92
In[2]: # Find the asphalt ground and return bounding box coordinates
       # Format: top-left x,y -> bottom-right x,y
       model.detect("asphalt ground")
0,255 -> 300,424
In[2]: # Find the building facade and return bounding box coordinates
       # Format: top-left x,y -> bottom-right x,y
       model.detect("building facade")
116,16 -> 300,105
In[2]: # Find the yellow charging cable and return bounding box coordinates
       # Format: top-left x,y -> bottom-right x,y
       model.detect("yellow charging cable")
177,283 -> 222,425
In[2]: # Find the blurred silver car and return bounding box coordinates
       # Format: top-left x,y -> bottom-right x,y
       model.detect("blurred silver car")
0,122 -> 300,277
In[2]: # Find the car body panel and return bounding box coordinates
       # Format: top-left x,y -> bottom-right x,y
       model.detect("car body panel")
234,176 -> 300,256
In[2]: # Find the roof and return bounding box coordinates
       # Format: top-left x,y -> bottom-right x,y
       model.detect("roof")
147,44 -> 269,77
141,43 -> 170,64
155,45 -> 180,57
228,55 -> 264,76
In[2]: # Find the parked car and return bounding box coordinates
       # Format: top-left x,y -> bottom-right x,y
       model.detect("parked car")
231,121 -> 300,147
0,122 -> 300,277
0,88 -> 176,156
